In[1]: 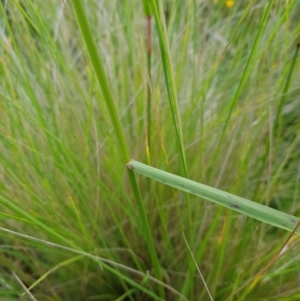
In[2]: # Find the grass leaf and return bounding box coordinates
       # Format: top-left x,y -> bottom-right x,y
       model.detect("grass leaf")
128,160 -> 300,234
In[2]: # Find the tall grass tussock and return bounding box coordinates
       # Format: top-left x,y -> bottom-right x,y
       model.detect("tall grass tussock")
1,0 -> 300,300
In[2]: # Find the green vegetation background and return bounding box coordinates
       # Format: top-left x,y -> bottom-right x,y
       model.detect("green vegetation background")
0,0 -> 300,300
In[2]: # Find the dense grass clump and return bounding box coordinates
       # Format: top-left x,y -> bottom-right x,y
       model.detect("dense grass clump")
1,0 -> 300,300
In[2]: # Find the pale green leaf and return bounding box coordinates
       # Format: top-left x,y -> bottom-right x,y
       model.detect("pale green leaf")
127,160 -> 300,234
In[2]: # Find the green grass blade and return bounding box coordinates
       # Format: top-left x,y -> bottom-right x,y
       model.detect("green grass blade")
209,0 -> 275,184
0,226 -> 167,301
0,195 -> 78,247
142,0 -> 152,17
0,194 -> 172,300
274,43 -> 300,137
128,160 -> 300,234
150,0 -> 193,248
70,0 -> 129,163
70,0 -> 163,292
150,0 -> 187,177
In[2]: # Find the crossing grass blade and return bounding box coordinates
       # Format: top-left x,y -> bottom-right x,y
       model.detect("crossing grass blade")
127,160 -> 300,235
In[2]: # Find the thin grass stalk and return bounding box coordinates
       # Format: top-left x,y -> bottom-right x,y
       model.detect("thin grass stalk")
143,0 -> 152,165
150,0 -> 194,250
208,0 -> 276,184
0,210 -> 163,301
150,0 -> 187,177
0,225 -> 187,301
150,9 -> 195,296
146,15 -> 152,164
70,1 -> 129,163
227,220 -> 300,301
70,0 -> 163,293
274,43 -> 299,137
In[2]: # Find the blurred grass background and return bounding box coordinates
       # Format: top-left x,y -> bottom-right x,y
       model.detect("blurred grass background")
0,0 -> 300,300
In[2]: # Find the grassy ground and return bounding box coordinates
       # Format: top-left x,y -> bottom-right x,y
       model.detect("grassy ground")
1,0 -> 300,300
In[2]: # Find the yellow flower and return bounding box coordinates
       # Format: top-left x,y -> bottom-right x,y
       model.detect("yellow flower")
226,0 -> 235,7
